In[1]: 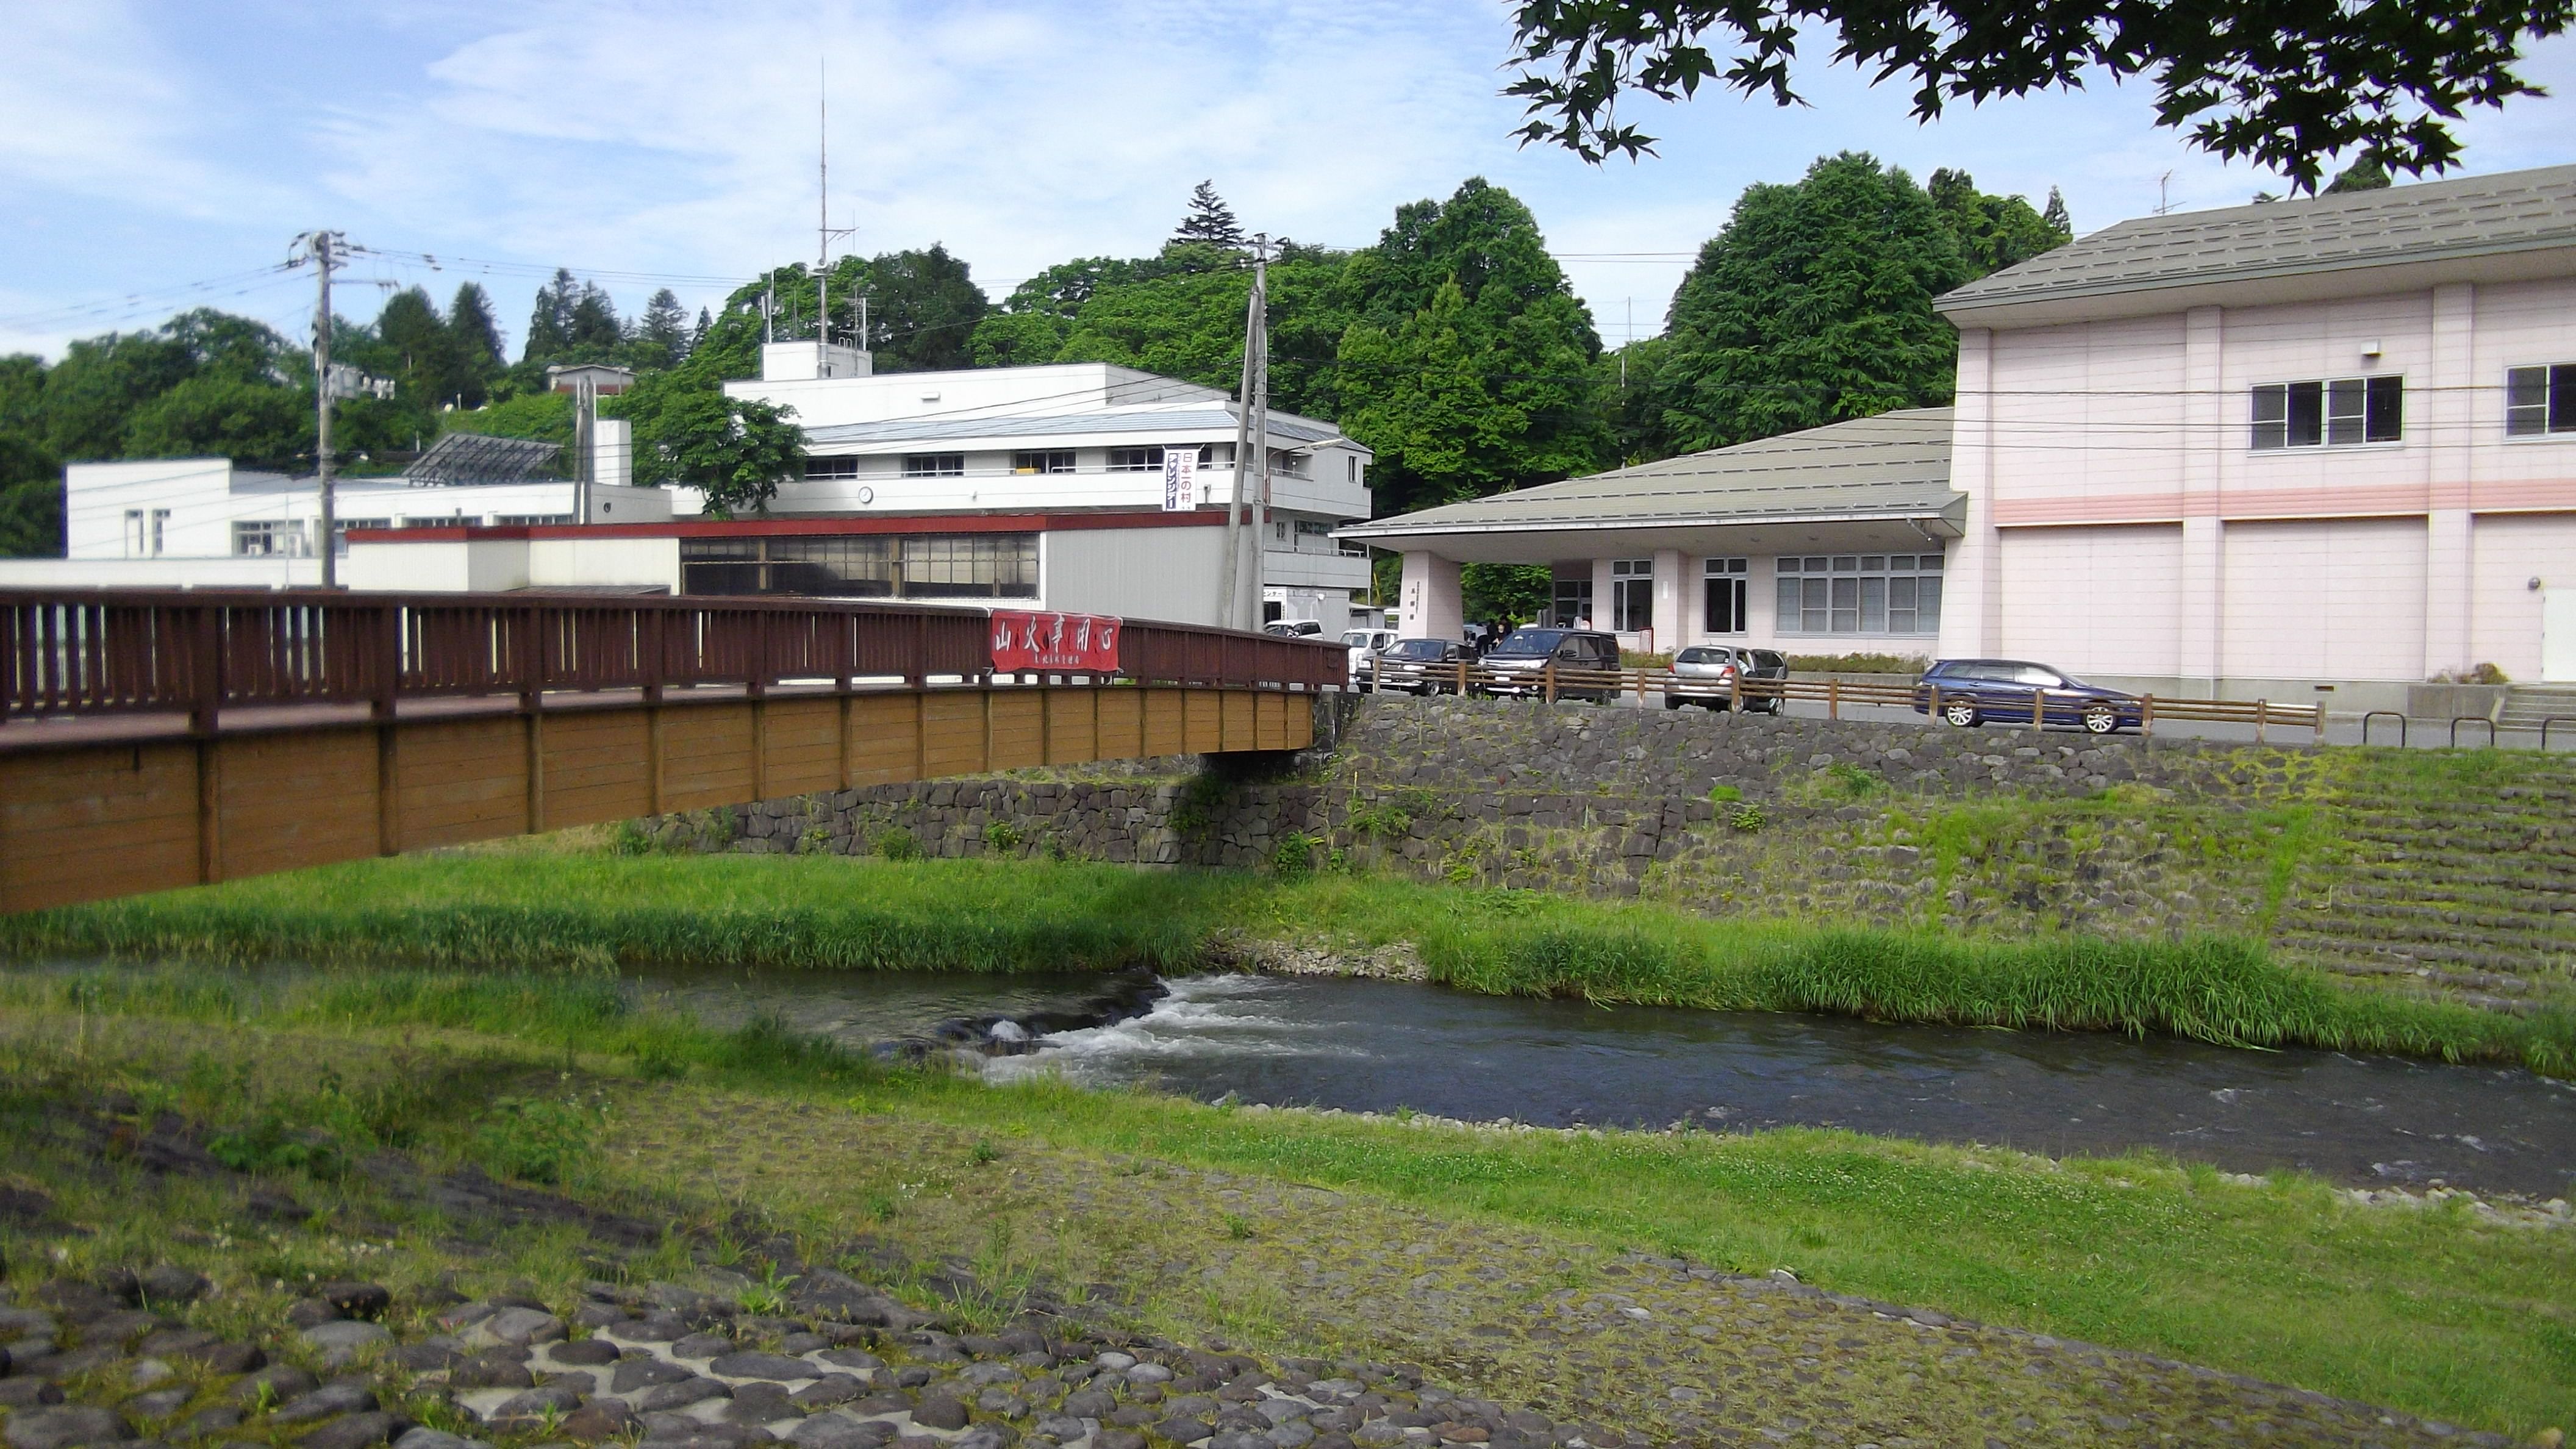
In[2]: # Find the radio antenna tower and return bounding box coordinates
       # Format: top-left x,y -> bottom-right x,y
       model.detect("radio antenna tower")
816,61 -> 859,370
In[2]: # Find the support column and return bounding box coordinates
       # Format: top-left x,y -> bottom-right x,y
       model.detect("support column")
2177,306 -> 2226,691
1650,547 -> 1686,654
1936,327 -> 2000,660
2424,282 -> 2477,676
1398,551 -> 1462,642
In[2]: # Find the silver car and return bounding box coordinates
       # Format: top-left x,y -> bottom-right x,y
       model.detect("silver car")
1662,645 -> 1787,711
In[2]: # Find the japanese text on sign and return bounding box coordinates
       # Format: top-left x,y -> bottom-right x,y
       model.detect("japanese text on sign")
990,610 -> 1122,673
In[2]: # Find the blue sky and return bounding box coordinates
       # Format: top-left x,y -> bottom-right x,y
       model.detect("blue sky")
5,1 -> 2572,362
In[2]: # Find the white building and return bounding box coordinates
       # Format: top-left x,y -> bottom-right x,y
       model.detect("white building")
0,425 -> 665,590
715,351 -> 1375,628
1350,163 -> 2576,699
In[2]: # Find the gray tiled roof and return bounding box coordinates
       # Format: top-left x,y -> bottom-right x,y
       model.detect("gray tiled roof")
1340,409 -> 1956,538
804,409 -> 1341,449
1940,163 -> 2576,316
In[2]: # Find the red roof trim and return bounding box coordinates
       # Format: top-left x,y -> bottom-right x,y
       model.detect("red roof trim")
346,509 -> 1233,543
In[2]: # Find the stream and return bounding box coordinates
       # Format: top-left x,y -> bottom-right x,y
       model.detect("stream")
972,973 -> 2575,1200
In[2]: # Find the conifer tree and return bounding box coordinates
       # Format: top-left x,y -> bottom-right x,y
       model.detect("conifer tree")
1171,181 -> 1247,249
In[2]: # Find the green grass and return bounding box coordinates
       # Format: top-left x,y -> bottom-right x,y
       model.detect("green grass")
3,982 -> 2567,1439
7,851 -> 2569,1073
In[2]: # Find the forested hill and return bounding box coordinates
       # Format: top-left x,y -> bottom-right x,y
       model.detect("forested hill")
0,154 -> 2067,556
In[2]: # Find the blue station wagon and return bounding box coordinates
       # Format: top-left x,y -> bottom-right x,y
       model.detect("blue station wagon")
1911,659 -> 2144,734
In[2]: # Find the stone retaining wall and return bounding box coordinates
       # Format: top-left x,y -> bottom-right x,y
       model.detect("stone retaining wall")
631,697 -> 2325,945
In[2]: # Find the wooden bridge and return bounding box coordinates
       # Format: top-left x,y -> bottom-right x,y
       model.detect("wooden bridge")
1,590 -> 1343,914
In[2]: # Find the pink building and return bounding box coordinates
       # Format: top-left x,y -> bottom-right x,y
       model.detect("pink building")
1347,164 -> 2576,707
1941,162 -> 2576,702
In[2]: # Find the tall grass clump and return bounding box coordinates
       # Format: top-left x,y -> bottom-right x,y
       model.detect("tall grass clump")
1418,909 -> 2571,1073
0,854 -> 1223,976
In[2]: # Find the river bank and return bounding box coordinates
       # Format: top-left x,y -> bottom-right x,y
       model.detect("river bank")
6,850 -> 2568,1075
1,980 -> 2568,1442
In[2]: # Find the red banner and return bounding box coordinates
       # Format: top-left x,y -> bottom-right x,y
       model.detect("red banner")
990,610 -> 1122,673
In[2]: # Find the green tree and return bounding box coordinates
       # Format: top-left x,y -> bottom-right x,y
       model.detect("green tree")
1172,181 -> 1247,249
609,371 -> 803,516
1502,0 -> 2571,190
2325,157 -> 2394,193
1328,178 -> 1607,513
0,432 -> 62,556
1652,152 -> 1971,455
448,283 -> 506,404
1462,563 -> 1553,626
1925,168 -> 2072,274
123,374 -> 312,465
859,245 -> 988,372
634,287 -> 692,370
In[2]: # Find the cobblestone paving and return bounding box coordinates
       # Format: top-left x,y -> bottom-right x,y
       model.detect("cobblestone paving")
618,1092 -> 2504,1448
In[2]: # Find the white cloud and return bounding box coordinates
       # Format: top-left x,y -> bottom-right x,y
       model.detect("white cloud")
2,2 -> 2571,362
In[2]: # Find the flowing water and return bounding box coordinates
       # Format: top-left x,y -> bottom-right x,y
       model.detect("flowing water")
981,973 -> 2576,1200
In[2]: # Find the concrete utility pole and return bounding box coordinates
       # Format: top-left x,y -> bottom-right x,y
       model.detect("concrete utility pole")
296,230 -> 345,587
1244,236 -> 1271,632
1217,235 -> 1269,629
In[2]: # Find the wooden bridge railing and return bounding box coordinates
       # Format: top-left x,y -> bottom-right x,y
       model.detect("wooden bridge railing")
1,590 -> 1347,730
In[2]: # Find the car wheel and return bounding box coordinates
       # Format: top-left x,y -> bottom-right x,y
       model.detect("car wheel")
2082,702 -> 2120,735
1663,695 -> 1683,710
1942,700 -> 1981,728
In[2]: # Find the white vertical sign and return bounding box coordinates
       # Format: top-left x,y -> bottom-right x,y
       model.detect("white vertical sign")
1162,446 -> 1198,512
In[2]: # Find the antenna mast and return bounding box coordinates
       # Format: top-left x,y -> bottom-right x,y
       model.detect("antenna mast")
818,64 -> 829,361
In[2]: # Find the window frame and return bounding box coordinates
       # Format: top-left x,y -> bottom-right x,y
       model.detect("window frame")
2505,363 -> 2576,438
1010,450 -> 1076,475
1702,556 -> 1748,634
900,453 -> 965,478
1773,553 -> 1942,636
2250,374 -> 2403,450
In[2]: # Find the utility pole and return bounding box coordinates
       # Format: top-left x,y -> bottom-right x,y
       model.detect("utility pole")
818,71 -> 830,362
1218,235 -> 1268,629
293,230 -> 345,588
1244,236 -> 1272,632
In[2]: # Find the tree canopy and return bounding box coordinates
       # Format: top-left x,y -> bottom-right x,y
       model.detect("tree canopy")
1503,0 -> 2572,190
1634,154 -> 2067,458
1172,182 -> 1247,249
4,154 -> 2091,555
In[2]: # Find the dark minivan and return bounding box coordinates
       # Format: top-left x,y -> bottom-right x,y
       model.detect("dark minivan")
1912,659 -> 2143,734
1480,628 -> 1622,701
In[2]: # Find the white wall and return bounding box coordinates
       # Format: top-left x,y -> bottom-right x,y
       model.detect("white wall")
0,555 -> 320,589
1042,526 -> 1229,627
1999,526 -> 2186,675
2466,513 -> 2576,679
1399,553 -> 1463,642
528,536 -> 680,592
2220,518 -> 2428,681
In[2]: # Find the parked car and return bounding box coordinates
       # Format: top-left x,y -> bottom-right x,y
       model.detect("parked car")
1367,636 -> 1472,693
1662,645 -> 1789,712
1911,658 -> 2143,734
1479,628 -> 1622,702
1264,619 -> 1324,637
1342,628 -> 1398,689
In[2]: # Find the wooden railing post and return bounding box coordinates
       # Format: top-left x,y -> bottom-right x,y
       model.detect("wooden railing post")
1926,681 -> 1939,723
1730,670 -> 1742,713
2255,698 -> 2269,745
1544,659 -> 1558,704
1829,677 -> 1841,721
189,603 -> 224,735
369,606 -> 399,720
2031,687 -> 2044,730
2141,695 -> 2155,737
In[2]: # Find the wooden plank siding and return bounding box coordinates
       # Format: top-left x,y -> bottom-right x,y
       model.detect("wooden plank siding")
0,684 -> 1318,914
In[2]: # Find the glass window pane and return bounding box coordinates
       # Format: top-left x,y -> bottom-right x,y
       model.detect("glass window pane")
2365,376 -> 2403,442
2251,385 -> 2286,449
2327,378 -> 2366,446
1860,556 -> 1886,571
2287,381 -> 2324,446
1916,577 -> 1942,632
1859,576 -> 1886,632
1830,556 -> 1858,572
2551,365 -> 2576,433
1776,578 -> 1802,631
1829,576 -> 1858,632
2507,367 -> 2549,435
